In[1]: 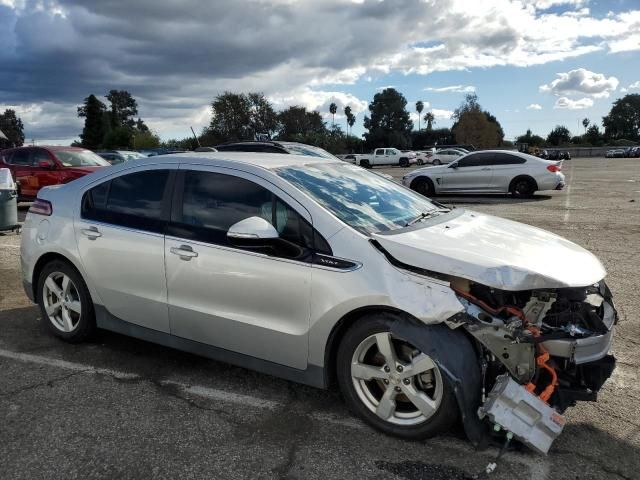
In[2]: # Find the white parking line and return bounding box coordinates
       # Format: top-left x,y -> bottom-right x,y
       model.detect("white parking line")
1,244 -> 20,249
0,347 -> 543,478
563,161 -> 573,223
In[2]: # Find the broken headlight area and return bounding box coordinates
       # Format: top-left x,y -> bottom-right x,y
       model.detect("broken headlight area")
447,278 -> 617,453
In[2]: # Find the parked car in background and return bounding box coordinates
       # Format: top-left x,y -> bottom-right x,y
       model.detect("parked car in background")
21,152 -> 615,453
351,148 -> 417,168
97,150 -> 147,165
630,146 -> 640,157
412,151 -> 433,165
605,149 -> 626,158
215,141 -> 338,159
403,150 -> 565,198
0,146 -> 109,200
430,148 -> 466,165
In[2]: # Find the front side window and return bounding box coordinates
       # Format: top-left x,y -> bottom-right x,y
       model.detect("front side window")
55,150 -> 110,167
82,170 -> 171,233
457,153 -> 486,167
169,171 -> 327,260
277,163 -> 444,235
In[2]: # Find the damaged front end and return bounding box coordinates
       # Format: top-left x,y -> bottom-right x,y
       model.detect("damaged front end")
448,278 -> 617,454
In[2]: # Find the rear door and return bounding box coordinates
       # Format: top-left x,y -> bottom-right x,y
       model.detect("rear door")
164,166 -> 315,369
487,153 -> 527,192
75,165 -> 176,332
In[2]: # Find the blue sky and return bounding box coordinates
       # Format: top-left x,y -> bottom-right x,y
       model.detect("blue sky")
0,0 -> 639,144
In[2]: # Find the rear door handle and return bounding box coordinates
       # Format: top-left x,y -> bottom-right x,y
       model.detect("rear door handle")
81,226 -> 102,240
170,245 -> 198,260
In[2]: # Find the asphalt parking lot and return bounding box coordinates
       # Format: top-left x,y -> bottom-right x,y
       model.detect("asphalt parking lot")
1,157 -> 638,480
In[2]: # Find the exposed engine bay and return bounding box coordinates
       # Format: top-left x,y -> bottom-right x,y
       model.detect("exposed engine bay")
447,277 -> 617,454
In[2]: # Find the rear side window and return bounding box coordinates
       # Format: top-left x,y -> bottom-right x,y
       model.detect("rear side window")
9,150 -> 32,166
488,153 -> 526,165
81,170 -> 171,233
168,171 -> 329,260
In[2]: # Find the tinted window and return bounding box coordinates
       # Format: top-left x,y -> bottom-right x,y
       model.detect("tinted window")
169,171 -> 327,260
31,149 -> 53,165
457,153 -> 487,167
81,170 -> 171,233
487,153 -> 526,165
10,149 -> 32,166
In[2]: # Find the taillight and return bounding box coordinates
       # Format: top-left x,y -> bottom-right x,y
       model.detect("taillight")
29,199 -> 52,216
547,164 -> 561,173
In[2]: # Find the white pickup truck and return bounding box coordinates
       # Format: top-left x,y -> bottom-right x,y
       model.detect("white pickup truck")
350,148 -> 417,168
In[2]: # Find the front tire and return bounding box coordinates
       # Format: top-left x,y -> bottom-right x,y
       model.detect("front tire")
411,177 -> 435,197
37,260 -> 96,343
336,314 -> 458,440
432,159 -> 441,166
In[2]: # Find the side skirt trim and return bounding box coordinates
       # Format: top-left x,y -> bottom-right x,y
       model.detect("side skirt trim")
94,305 -> 327,389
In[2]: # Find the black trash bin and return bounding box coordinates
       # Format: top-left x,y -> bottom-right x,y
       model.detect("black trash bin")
0,168 -> 19,233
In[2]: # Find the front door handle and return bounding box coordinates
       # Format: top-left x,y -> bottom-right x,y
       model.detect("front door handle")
170,245 -> 198,260
81,226 -> 102,240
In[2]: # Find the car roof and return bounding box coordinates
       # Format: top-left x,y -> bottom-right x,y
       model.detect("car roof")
125,151 -> 341,170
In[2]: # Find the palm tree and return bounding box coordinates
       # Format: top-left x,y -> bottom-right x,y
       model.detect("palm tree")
329,102 -> 337,128
344,106 -> 352,134
424,111 -> 435,131
347,112 -> 355,135
415,101 -> 424,130
582,118 -> 590,133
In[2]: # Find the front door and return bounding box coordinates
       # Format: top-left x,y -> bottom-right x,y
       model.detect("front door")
75,167 -> 175,332
9,149 -> 39,198
165,167 -> 313,369
440,153 -> 493,192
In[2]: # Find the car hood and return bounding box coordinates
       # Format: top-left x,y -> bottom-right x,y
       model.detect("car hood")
372,209 -> 606,291
63,166 -> 104,174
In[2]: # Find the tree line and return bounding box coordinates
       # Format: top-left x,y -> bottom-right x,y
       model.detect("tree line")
1,90 -> 639,152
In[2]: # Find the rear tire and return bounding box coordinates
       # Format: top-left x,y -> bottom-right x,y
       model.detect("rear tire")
411,177 -> 435,197
37,260 -> 96,343
510,177 -> 536,198
417,159 -> 424,166
399,158 -> 409,168
360,159 -> 371,169
336,314 -> 458,440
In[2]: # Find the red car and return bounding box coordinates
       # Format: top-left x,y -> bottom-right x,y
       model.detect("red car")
0,146 -> 110,200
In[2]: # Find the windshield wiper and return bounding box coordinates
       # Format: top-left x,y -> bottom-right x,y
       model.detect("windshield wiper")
405,209 -> 449,227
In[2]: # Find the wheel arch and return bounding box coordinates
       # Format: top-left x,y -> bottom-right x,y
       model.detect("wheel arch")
32,251 -> 86,301
409,175 -> 434,191
323,305 -> 411,388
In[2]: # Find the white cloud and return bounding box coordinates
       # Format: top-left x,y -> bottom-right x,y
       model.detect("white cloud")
269,87 -> 368,120
629,81 -> 640,90
424,85 -> 476,93
526,103 -> 543,110
431,109 -> 454,120
554,97 -> 594,109
608,34 -> 640,53
540,68 -> 619,98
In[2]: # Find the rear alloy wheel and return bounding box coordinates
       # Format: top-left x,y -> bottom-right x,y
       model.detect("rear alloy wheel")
37,261 -> 96,342
417,159 -> 424,166
510,177 -> 535,198
432,159 -> 441,166
337,315 -> 457,439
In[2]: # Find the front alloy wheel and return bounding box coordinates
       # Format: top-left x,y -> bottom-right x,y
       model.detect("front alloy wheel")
337,315 -> 458,439
351,332 -> 443,425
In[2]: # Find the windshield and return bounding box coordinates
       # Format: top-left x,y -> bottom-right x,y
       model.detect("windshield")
283,143 -> 338,159
276,163 -> 443,234
56,150 -> 110,167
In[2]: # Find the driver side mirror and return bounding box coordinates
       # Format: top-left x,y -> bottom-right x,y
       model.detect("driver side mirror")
227,216 -> 279,248
37,160 -> 55,169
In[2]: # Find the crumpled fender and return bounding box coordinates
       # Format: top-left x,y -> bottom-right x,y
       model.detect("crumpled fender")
390,317 -> 488,447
